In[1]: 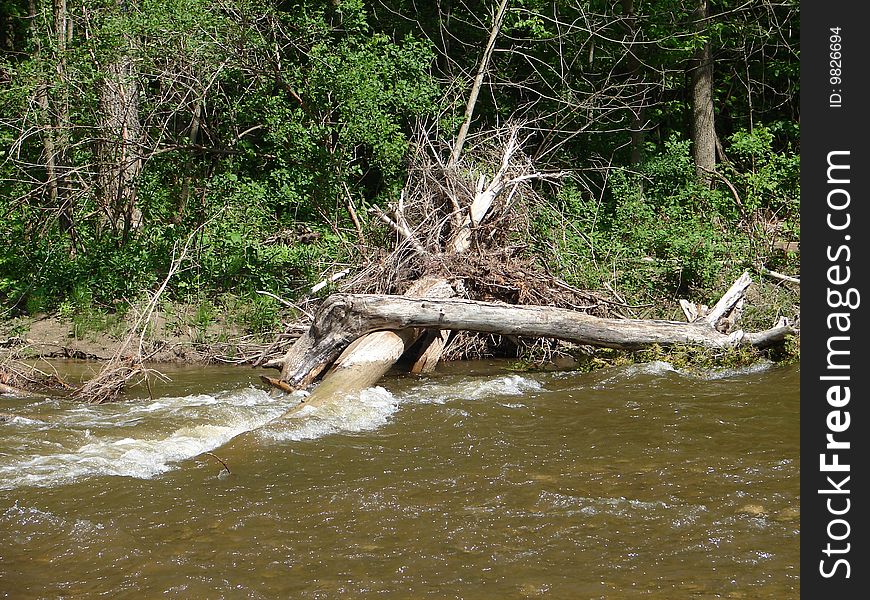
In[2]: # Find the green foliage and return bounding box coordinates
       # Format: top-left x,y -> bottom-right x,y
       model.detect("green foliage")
193,299 -> 218,330
224,292 -> 282,335
535,134 -> 751,304
0,0 -> 438,315
533,124 -> 799,313
1,0 -> 799,338
58,284 -> 123,340
725,124 -> 800,222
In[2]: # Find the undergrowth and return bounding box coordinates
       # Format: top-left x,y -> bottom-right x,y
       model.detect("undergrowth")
531,128 -> 799,317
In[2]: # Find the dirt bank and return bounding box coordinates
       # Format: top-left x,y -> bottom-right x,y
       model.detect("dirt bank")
0,310 -> 291,366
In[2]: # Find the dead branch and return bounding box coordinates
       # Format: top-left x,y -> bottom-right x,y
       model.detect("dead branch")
73,222 -> 207,403
449,0 -> 510,166
760,266 -> 800,286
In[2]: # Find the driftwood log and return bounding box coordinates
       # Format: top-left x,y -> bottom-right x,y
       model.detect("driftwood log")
280,291 -> 791,389
270,271 -> 794,419
271,276 -> 455,398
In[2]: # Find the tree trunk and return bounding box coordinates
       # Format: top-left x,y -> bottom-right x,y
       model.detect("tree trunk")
621,0 -> 646,166
277,277 -> 455,418
280,293 -> 790,391
690,0 -> 715,183
176,101 -> 202,223
35,0 -> 75,250
448,0 -> 509,166
97,52 -> 143,241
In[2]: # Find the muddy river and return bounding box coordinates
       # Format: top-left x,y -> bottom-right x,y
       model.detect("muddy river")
1,360 -> 799,598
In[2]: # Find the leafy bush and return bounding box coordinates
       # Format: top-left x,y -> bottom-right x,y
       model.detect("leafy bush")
532,133 -> 790,307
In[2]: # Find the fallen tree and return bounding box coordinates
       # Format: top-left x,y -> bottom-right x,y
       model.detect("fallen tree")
268,270 -> 794,418
282,291 -> 792,386
255,124 -> 797,419
255,19 -> 798,418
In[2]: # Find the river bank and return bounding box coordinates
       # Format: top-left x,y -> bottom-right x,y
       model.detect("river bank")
1,275 -> 800,371
0,305 -> 289,366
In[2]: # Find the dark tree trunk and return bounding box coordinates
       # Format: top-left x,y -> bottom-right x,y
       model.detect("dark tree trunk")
621,0 -> 646,166
690,0 -> 715,183
36,0 -> 76,252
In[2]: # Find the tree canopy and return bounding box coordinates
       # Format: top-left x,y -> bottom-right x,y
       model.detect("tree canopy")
0,0 -> 799,319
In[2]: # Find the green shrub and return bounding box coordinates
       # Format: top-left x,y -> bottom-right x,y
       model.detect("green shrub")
224,293 -> 283,335
531,131 -> 798,309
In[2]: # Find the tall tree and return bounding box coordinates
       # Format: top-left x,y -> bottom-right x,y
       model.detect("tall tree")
96,9 -> 143,241
40,0 -> 75,250
620,0 -> 646,165
690,0 -> 715,182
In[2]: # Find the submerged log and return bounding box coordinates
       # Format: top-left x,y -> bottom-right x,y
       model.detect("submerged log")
280,327 -> 421,418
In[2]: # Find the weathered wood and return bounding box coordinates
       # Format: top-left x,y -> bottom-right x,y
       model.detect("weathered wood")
705,271 -> 752,328
409,329 -> 451,374
276,277 -> 455,412
281,327 -> 419,418
275,129 -> 561,391
679,299 -> 702,322
276,292 -> 794,399
760,266 -> 800,286
259,375 -> 296,394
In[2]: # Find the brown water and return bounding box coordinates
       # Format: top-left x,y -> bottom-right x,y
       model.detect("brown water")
1,360 -> 799,598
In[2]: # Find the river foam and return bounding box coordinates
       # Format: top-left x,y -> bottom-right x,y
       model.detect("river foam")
0,387 -> 287,490
400,373 -> 544,404
262,386 -> 399,442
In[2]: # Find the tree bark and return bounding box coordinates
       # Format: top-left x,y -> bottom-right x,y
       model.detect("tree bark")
97,51 -> 143,241
621,0 -> 646,166
35,0 -> 75,249
690,0 -> 715,183
176,101 -> 202,223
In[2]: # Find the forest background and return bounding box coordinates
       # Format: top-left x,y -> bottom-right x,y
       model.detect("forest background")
0,0 -> 799,359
